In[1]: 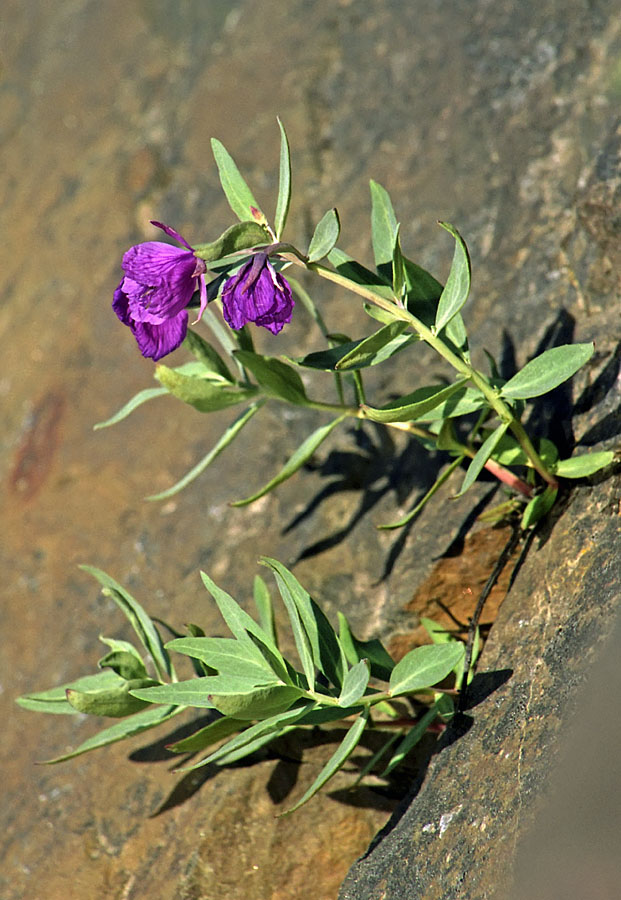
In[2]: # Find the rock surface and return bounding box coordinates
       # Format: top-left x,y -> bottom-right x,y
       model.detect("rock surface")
1,1 -> 619,899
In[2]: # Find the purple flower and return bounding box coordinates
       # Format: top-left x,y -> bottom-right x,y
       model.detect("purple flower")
113,221 -> 207,361
221,253 -> 294,335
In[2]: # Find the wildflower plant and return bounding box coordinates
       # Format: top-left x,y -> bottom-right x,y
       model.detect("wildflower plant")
17,121 -> 616,809
100,120 -> 613,527
17,562 -> 467,813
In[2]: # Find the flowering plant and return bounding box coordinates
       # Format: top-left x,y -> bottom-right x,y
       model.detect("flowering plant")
101,121 -> 614,528
17,122 -> 616,810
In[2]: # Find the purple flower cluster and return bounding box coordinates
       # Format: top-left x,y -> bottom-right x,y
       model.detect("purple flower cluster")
113,222 -> 207,361
113,227 -> 294,361
221,253 -> 294,335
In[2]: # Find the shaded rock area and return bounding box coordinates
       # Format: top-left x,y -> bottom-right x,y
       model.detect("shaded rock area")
0,2 -> 619,899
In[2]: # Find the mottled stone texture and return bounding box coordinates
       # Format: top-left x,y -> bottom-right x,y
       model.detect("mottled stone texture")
1,1 -> 619,898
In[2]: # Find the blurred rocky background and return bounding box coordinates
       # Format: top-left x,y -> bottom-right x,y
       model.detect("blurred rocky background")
1,1 -> 619,898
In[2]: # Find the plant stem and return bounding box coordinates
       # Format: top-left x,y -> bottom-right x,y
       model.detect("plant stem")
297,258 -> 557,488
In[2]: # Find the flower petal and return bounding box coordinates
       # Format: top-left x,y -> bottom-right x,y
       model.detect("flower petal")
130,310 -> 189,361
150,220 -> 193,251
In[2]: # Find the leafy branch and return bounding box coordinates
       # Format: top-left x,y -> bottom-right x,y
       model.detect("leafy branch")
17,563 -> 468,813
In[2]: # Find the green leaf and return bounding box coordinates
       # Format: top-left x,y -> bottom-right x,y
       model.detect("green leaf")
186,704 -> 314,770
67,677 -> 159,717
521,484 -> 558,529
377,455 -> 465,530
327,249 -> 395,303
98,638 -> 148,681
338,660 -> 370,707
294,326 -> 416,371
370,180 -> 398,270
254,575 -> 278,649
307,209 -> 341,262
93,388 -> 168,430
199,571 -> 290,681
146,401 -> 264,501
434,222 -> 471,335
337,613 -> 395,682
167,716 -> 245,755
281,710 -> 369,814
403,258 -> 443,305
183,329 -> 234,381
362,379 -> 468,424
231,415 -> 347,507
420,618 -> 453,644
258,559 -> 316,691
132,677 -> 303,721
274,118 -> 292,239
392,226 -> 406,299
456,422 -> 510,496
381,704 -> 439,777
388,643 -> 465,697
192,221 -> 270,262
262,558 -> 348,691
500,343 -> 594,400
16,670 -> 126,715
165,637 -> 275,680
413,386 -> 487,422
234,350 -> 309,405
211,138 -> 262,222
155,364 -> 259,412
41,705 -> 182,764
334,321 -> 411,371
80,566 -> 172,681
554,450 -> 614,478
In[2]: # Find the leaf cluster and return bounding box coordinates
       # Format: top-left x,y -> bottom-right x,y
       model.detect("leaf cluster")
96,121 -> 615,529
17,563 -> 466,812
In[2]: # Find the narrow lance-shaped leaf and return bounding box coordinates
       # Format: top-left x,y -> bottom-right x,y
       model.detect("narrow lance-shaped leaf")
167,716 -> 245,755
261,557 -> 347,690
337,612 -> 395,681
274,117 -> 291,239
334,321 -> 410,371
500,343 -> 594,400
281,709 -> 369,815
94,388 -> 169,430
198,571 -> 290,682
434,222 -> 471,335
165,636 -> 275,679
16,670 -> 129,716
253,575 -> 278,649
389,643 -> 465,697
183,329 -> 234,381
231,415 -> 347,507
370,179 -> 398,271
193,221 -> 270,263
554,450 -> 614,478
338,659 -> 370,707
41,705 -> 182,764
307,209 -> 341,263
234,350 -> 309,405
155,364 -> 259,412
381,704 -> 440,777
362,379 -> 468,424
177,704 -> 316,772
392,226 -> 406,300
80,566 -> 172,680
456,421 -> 510,497
211,138 -> 263,222
521,484 -> 558,529
294,326 -> 416,372
66,677 -> 159,718
146,401 -> 264,501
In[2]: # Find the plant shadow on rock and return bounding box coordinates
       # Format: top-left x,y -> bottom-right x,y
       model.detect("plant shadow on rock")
122,667 -> 512,821
282,421 -> 446,566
